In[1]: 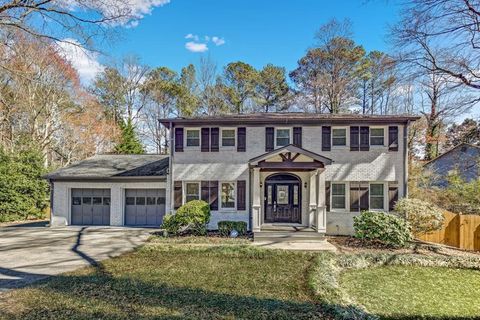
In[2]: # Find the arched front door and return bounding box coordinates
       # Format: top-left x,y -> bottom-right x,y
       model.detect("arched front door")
264,173 -> 301,223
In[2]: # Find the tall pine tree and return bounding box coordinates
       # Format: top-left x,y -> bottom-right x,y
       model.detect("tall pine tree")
114,119 -> 144,154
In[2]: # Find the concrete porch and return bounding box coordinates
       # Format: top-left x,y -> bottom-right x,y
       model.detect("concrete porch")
253,226 -> 325,242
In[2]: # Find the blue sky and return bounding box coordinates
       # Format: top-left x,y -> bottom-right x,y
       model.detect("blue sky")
95,0 -> 401,74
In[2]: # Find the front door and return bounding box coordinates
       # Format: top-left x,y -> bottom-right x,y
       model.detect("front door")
264,174 -> 301,223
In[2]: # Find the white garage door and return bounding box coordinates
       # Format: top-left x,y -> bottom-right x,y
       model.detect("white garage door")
125,189 -> 166,226
71,189 -> 110,225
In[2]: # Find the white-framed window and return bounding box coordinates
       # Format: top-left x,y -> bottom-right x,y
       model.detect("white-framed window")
220,181 -> 236,209
185,182 -> 200,203
186,129 -> 200,147
369,183 -> 384,210
331,183 -> 346,209
276,128 -> 291,147
221,128 -> 236,147
332,128 -> 347,146
370,127 -> 385,146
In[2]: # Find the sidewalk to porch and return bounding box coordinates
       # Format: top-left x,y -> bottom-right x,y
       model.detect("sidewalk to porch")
252,239 -> 337,252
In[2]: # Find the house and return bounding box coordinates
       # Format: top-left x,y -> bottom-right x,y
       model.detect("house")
424,143 -> 480,187
45,113 -> 419,237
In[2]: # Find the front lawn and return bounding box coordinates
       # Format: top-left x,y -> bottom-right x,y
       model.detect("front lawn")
341,266 -> 480,319
0,241 -> 328,320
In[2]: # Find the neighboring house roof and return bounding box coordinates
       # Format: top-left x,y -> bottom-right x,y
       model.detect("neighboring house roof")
249,144 -> 333,166
44,154 -> 169,180
159,112 -> 420,126
424,143 -> 480,187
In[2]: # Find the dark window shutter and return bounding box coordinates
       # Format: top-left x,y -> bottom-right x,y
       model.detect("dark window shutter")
293,127 -> 302,148
174,181 -> 182,209
201,128 -> 210,152
360,126 -> 370,151
210,128 -> 219,152
210,181 -> 218,211
237,180 -> 246,210
237,127 -> 246,152
350,182 -> 360,211
322,126 -> 331,151
201,181 -> 210,202
359,183 -> 369,211
265,127 -> 274,151
325,181 -> 331,211
388,126 -> 399,151
389,185 -> 399,211
174,128 -> 184,153
350,126 -> 360,151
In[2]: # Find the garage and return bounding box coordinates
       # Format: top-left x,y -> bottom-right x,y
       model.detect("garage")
125,189 -> 166,226
71,189 -> 111,225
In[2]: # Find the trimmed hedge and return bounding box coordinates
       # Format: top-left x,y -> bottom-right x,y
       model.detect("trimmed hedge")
161,200 -> 211,236
353,211 -> 412,247
218,221 -> 248,237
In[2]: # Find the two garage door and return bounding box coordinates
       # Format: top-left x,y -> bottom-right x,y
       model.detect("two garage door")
125,189 -> 166,226
71,189 -> 110,225
71,188 -> 166,226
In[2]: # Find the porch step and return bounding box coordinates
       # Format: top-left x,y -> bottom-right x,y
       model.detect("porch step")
254,228 -> 325,242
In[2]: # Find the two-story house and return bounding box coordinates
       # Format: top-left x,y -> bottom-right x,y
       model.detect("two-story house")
45,113 -> 418,238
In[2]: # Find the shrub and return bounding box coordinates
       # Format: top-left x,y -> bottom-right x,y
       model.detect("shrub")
218,221 -> 248,237
394,198 -> 444,235
353,211 -> 412,247
161,200 -> 210,236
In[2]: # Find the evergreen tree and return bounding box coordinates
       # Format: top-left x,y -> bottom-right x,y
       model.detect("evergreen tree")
114,119 -> 144,154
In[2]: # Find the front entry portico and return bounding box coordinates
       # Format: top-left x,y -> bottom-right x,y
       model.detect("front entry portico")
249,145 -> 333,234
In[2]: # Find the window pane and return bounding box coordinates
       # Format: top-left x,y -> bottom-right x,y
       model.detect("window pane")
293,185 -> 299,205
332,196 -> 346,209
370,184 -> 384,196
136,197 -> 146,205
370,128 -> 384,146
186,130 -> 200,146
370,197 -> 384,209
332,184 -> 345,196
103,197 -> 110,206
126,197 -> 135,205
370,137 -> 384,145
276,129 -> 290,146
186,183 -> 199,196
147,197 -> 156,205
267,185 -> 272,205
371,128 -> 384,136
72,197 -> 81,205
92,197 -> 102,205
332,129 -> 346,146
277,185 -> 289,204
157,197 -> 166,205
221,182 -> 235,208
186,195 -> 197,203
222,129 -> 235,146
82,197 -> 91,205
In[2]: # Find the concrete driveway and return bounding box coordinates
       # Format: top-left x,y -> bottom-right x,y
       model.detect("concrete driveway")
0,221 -> 153,292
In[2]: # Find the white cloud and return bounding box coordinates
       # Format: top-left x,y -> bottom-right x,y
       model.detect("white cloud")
185,33 -> 200,41
56,38 -> 104,84
212,36 -> 225,46
185,41 -> 208,53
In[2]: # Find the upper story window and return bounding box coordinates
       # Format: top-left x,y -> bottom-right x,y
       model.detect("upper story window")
370,183 -> 384,209
221,182 -> 236,209
185,182 -> 200,202
370,128 -> 385,146
332,128 -> 347,146
221,129 -> 236,147
186,129 -> 200,147
276,129 -> 291,147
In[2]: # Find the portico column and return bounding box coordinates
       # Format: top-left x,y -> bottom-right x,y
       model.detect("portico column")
309,171 -> 318,228
316,169 -> 327,233
252,168 -> 261,232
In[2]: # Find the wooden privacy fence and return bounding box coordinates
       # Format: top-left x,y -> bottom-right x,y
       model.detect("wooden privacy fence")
417,211 -> 480,251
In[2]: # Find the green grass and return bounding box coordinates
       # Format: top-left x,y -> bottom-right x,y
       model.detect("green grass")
340,265 -> 480,320
0,242 -> 328,320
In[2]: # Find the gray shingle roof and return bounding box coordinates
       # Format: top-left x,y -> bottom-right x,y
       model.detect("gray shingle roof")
44,155 -> 169,180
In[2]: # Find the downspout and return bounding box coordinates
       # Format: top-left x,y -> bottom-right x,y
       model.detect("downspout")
49,179 -> 54,227
169,121 -> 174,213
248,167 -> 253,231
403,120 -> 410,198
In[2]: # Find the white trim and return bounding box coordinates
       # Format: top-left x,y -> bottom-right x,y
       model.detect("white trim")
369,126 -> 386,147
330,182 -> 348,212
220,127 -> 237,149
332,126 -> 348,148
185,128 -> 201,149
368,182 -> 385,211
219,181 -> 237,211
274,127 -> 292,148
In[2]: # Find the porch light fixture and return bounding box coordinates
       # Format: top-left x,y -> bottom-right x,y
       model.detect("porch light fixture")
260,182 -> 263,188
304,182 -> 308,188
